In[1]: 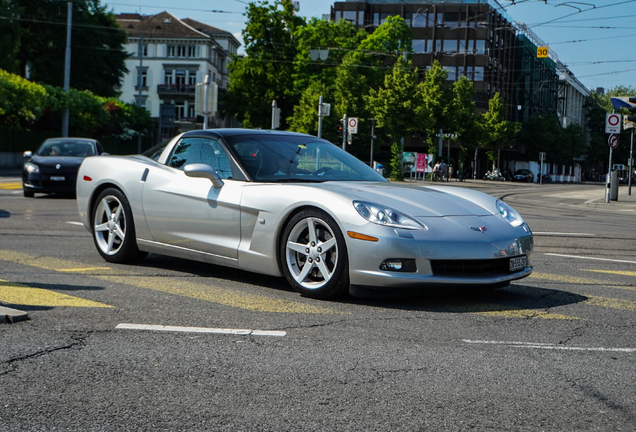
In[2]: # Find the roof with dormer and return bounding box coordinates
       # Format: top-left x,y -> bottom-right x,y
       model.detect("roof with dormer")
116,11 -> 210,39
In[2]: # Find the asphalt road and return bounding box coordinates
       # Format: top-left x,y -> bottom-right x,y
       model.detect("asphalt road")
1,177 -> 636,431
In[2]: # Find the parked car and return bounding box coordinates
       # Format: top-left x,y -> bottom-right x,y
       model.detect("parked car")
77,129 -> 533,299
23,138 -> 106,197
512,169 -> 534,183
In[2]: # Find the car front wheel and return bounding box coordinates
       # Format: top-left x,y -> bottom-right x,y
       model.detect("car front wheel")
92,188 -> 147,263
281,209 -> 349,299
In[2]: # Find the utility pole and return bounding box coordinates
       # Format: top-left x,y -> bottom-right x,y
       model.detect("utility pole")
342,114 -> 347,150
369,118 -> 375,166
203,74 -> 211,130
137,34 -> 144,152
317,95 -> 323,138
62,1 -> 72,137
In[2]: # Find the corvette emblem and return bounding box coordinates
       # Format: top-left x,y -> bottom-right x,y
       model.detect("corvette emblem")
470,226 -> 487,232
56,164 -> 61,169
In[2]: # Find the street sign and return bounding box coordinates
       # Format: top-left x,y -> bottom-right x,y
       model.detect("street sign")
348,117 -> 358,134
537,46 -> 548,58
606,113 -> 621,134
608,134 -> 619,149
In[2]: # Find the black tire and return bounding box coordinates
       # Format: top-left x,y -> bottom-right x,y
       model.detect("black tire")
92,188 -> 147,263
23,189 -> 34,198
280,208 -> 349,299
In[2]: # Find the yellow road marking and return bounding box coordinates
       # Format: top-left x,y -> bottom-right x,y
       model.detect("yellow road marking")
584,295 -> 636,312
97,275 -> 339,314
530,272 -> 635,291
0,250 -> 339,314
0,182 -> 22,190
584,269 -> 636,278
477,310 -> 580,319
0,280 -> 113,308
58,267 -> 112,273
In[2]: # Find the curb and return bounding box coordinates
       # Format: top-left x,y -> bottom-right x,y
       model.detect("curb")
0,306 -> 29,324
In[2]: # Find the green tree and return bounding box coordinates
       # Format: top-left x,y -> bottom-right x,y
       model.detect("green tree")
449,76 -> 477,172
0,0 -> 21,73
478,93 -> 521,169
227,0 -> 305,129
366,57 -> 431,180
13,0 -> 128,97
419,61 -> 453,152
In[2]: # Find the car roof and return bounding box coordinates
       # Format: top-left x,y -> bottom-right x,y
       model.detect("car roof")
44,137 -> 98,144
181,129 -> 315,139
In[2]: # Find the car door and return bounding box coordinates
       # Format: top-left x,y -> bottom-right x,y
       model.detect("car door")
142,136 -> 244,259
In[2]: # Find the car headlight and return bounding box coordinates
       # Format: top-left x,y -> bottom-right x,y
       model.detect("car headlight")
353,201 -> 427,230
24,162 -> 40,174
497,200 -> 524,227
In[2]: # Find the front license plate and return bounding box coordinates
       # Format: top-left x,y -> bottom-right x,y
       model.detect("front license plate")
509,256 -> 527,271
50,176 -> 65,181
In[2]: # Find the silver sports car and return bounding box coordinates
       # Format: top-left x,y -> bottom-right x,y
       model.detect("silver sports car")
77,129 -> 533,299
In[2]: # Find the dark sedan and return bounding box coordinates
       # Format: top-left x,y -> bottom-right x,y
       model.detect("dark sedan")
512,169 -> 534,183
22,138 -> 106,197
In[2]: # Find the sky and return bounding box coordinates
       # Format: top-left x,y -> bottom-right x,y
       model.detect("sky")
104,0 -> 636,93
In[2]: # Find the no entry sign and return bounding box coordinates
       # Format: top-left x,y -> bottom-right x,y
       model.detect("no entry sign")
606,113 -> 621,134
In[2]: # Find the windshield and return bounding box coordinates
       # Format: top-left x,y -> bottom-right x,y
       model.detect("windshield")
225,134 -> 387,183
37,140 -> 96,157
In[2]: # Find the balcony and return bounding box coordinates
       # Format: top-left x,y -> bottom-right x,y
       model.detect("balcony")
157,84 -> 196,95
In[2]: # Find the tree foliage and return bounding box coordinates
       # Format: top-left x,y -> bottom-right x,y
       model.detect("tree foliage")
0,69 -> 151,139
478,93 -> 521,167
7,0 -> 128,97
227,0 -> 305,129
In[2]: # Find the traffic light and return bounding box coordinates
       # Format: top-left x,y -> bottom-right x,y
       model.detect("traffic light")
336,119 -> 343,136
628,97 -> 636,122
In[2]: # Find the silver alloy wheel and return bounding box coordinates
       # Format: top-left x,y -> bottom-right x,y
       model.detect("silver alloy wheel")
285,216 -> 338,290
93,195 -> 127,256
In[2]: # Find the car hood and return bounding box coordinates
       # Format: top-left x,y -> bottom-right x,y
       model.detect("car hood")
322,182 -> 494,217
30,155 -> 85,169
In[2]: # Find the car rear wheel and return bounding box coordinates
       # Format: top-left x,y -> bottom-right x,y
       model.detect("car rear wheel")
92,188 -> 147,263
23,189 -> 34,198
281,209 -> 349,299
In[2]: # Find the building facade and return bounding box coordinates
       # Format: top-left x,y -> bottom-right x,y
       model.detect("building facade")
116,12 -> 240,138
332,0 -> 517,115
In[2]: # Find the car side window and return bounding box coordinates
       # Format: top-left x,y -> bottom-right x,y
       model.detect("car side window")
167,137 -> 232,179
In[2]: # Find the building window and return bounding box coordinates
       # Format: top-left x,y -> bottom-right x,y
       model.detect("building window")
136,68 -> 148,88
188,73 -> 197,85
475,67 -> 484,81
188,45 -> 196,57
412,39 -> 426,54
175,70 -> 186,85
443,39 -> 457,53
167,44 -> 194,58
412,12 -> 427,28
476,40 -> 486,54
443,66 -> 456,81
335,11 -> 342,22
373,13 -> 379,26
445,12 -> 459,28
164,70 -> 173,85
343,11 -> 356,23
358,11 -> 364,25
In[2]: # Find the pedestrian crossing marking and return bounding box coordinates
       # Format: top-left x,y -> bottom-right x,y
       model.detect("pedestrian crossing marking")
0,279 -> 113,308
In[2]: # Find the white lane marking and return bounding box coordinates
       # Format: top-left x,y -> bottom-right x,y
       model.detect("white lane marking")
533,232 -> 595,237
463,340 -> 636,352
116,323 -> 286,337
545,253 -> 636,265
66,221 -> 84,226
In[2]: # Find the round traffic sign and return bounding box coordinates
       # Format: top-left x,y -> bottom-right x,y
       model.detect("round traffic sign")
348,118 -> 357,128
608,134 -> 619,149
608,114 -> 620,126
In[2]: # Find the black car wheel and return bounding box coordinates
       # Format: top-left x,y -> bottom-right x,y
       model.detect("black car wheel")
23,189 -> 34,198
92,188 -> 147,263
281,209 -> 349,299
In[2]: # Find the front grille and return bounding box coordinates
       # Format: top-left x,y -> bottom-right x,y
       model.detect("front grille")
430,258 -> 519,276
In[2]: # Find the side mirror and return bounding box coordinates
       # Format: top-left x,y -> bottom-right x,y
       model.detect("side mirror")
23,151 -> 33,158
184,163 -> 224,188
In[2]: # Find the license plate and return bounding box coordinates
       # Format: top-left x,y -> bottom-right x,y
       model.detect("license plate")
509,256 -> 527,271
50,176 -> 65,181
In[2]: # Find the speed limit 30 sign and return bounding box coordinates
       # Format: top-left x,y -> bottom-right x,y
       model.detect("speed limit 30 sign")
606,113 -> 621,134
